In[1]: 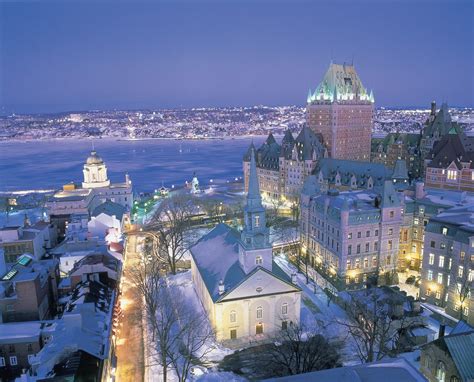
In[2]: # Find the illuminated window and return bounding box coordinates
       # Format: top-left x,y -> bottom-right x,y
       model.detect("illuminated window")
230,310 -> 236,323
439,256 -> 445,268
436,361 -> 446,382
437,272 -> 443,284
428,270 -> 433,281
458,266 -> 464,278
447,170 -> 457,181
428,253 -> 434,265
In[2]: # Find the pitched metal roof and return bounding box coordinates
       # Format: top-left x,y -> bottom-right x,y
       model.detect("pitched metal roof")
444,331 -> 474,382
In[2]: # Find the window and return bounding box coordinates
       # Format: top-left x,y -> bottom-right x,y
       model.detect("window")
442,227 -> 448,236
28,354 -> 35,365
8,345 -> 15,353
282,321 -> 288,330
348,245 -> 352,255
374,242 -> 378,251
388,228 -> 393,235
230,329 -> 237,339
355,259 -> 360,269
372,256 -> 377,267
431,241 -> 436,248
348,233 -> 352,239
281,303 -> 288,315
436,290 -> 441,299
388,240 -> 393,250
439,256 -> 445,268
436,361 -> 446,382
375,229 -> 379,236
255,215 -> 260,228
447,170 -> 457,181
256,323 -> 264,335
366,231 -> 370,237
230,310 -> 236,323
364,258 -> 369,268
0,357 -> 4,367
390,211 -> 394,218
429,253 -> 435,265
256,306 -> 263,319
437,273 -> 443,284
458,266 -> 464,278
256,256 -> 263,265
463,306 -> 469,318
346,259 -> 351,270
386,255 -> 391,265
451,376 -> 460,382
365,243 -> 370,253
356,244 -> 361,254
9,356 -> 17,366
460,251 -> 465,261
357,232 -> 361,238
428,270 -> 433,281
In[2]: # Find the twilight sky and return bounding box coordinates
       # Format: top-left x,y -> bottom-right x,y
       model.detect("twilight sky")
0,0 -> 473,114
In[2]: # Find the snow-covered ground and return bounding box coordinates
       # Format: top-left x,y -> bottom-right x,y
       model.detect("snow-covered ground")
274,254 -> 361,365
145,271 -> 235,382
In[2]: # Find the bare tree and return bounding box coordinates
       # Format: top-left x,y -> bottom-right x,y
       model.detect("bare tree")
169,299 -> 216,382
248,322 -> 340,378
128,252 -> 174,381
147,194 -> 195,275
336,287 -> 424,363
455,271 -> 473,321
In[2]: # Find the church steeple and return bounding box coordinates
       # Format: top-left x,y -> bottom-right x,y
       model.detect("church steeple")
239,148 -> 272,274
241,148 -> 269,250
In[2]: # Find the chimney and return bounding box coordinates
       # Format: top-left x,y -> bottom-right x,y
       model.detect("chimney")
218,280 -> 225,295
439,324 -> 446,338
415,181 -> 425,200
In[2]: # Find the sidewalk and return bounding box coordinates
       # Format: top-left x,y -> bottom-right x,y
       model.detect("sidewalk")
116,234 -> 145,382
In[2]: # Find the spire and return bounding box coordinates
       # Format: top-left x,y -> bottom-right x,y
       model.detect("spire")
247,148 -> 262,208
307,88 -> 312,103
369,89 -> 375,103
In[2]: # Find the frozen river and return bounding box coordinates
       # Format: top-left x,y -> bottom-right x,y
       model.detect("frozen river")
0,137 -> 266,193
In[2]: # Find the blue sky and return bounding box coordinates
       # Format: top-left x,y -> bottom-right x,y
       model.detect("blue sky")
1,0 -> 473,113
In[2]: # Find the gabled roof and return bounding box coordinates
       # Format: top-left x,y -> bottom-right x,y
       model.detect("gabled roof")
427,132 -> 474,170
190,223 -> 299,303
444,331 -> 474,382
92,200 -> 126,220
190,223 -> 246,302
294,125 -> 325,161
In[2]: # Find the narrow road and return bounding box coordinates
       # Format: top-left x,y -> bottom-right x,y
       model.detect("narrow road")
116,233 -> 145,382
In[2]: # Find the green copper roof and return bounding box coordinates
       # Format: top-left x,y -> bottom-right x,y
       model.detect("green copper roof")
308,62 -> 372,103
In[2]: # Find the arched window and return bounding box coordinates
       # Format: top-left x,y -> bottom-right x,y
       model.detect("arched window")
436,361 -> 446,382
450,376 -> 460,382
281,303 -> 288,315
255,256 -> 263,265
256,306 -> 263,319
230,310 -> 236,323
424,355 -> 432,369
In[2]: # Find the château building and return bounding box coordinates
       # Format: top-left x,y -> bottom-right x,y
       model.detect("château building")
300,176 -> 402,289
420,207 -> 474,326
243,127 -> 326,203
192,149 -> 301,342
306,62 -> 375,161
46,150 -> 133,236
424,129 -> 474,192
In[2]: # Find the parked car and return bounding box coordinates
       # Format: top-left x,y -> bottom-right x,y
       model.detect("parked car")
406,275 -> 416,284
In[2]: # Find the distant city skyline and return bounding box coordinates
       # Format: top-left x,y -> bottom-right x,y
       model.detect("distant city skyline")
1,0 -> 473,114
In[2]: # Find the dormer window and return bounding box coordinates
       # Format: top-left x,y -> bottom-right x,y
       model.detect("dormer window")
256,256 -> 263,265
